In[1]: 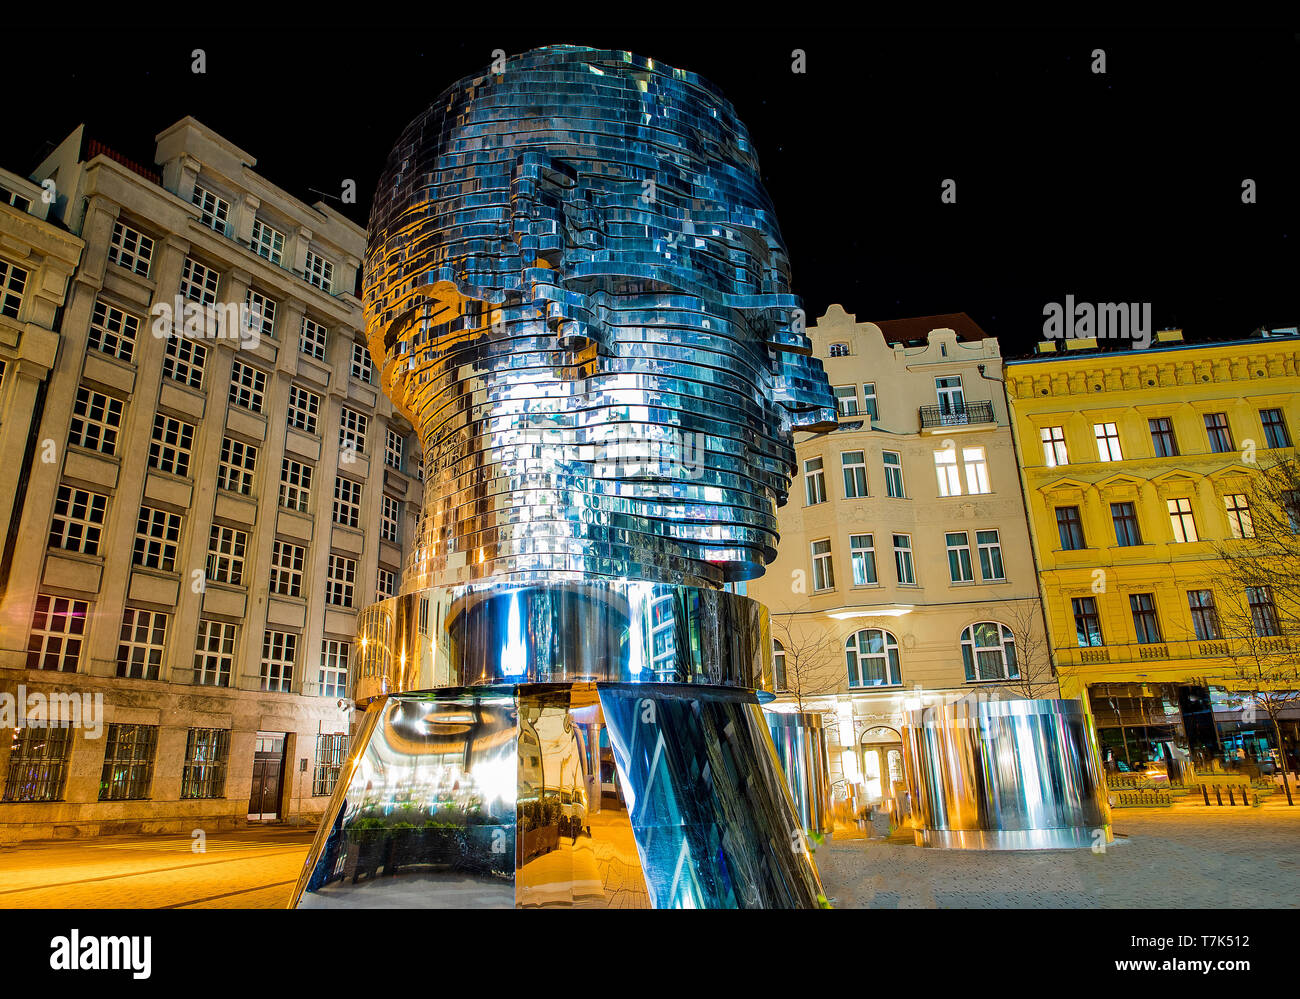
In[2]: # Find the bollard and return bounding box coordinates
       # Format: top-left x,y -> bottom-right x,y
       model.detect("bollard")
1202,784 -> 1210,806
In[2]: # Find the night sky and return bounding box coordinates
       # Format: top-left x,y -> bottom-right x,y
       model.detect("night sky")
6,27 -> 1295,357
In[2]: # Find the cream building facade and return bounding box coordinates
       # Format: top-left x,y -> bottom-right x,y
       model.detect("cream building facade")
747,306 -> 1052,810
0,119 -> 422,842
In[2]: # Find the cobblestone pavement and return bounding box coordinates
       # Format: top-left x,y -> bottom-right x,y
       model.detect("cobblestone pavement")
816,808 -> 1300,908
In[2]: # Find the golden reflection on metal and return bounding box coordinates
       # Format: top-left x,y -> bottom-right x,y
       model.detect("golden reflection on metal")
766,711 -> 833,835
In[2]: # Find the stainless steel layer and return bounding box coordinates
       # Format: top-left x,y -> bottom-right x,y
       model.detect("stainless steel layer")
765,711 -> 833,835
903,698 -> 1112,850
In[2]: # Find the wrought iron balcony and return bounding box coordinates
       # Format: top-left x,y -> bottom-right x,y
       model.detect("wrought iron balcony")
918,400 -> 996,430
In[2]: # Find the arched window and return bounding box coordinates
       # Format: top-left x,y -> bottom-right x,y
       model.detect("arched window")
829,342 -> 850,357
845,629 -> 901,687
772,640 -> 787,692
961,622 -> 1019,681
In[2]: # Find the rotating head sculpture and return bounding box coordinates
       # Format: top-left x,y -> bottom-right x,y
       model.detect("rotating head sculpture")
365,45 -> 836,593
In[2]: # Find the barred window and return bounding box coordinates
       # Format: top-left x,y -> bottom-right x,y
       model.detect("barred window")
69,387 -> 124,455
134,506 -> 183,571
279,458 -> 313,512
108,221 -> 153,276
117,607 -> 167,680
49,485 -> 108,555
385,428 -> 404,470
319,639 -> 349,697
193,620 -> 236,686
0,258 -> 28,318
304,250 -> 333,292
229,360 -> 267,412
351,342 -> 374,383
245,288 -> 277,339
376,567 -> 396,600
180,256 -> 220,306
180,728 -> 230,798
326,554 -> 356,607
339,408 -> 368,456
88,299 -> 140,361
149,413 -> 195,476
287,385 -> 320,435
216,437 -> 258,495
299,316 -> 328,360
381,494 -> 401,543
250,218 -> 285,266
162,336 -> 207,389
270,539 -> 307,597
26,594 -> 88,672
206,524 -> 247,585
333,476 -> 362,528
261,630 -> 297,693
191,184 -> 230,233
99,724 -> 158,801
313,733 -> 349,796
3,727 -> 73,803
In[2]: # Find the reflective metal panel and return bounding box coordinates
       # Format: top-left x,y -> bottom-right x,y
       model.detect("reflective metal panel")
766,711 -> 833,835
903,698 -> 1112,850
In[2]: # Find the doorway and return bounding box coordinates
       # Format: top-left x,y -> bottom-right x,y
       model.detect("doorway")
860,727 -> 904,806
248,732 -> 286,822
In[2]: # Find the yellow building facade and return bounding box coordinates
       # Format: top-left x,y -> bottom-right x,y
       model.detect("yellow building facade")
1006,330 -> 1300,776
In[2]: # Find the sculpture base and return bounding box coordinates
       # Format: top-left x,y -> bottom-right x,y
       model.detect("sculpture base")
290,683 -> 825,909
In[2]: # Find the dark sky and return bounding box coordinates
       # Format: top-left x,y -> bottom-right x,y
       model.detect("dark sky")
6,27 -> 1295,356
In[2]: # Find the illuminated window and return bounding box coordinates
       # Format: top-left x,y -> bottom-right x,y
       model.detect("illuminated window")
961,622 -> 1018,681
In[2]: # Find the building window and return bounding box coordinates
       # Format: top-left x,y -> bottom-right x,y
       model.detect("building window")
26,594 -> 88,671
1056,506 -> 1086,550
216,437 -> 258,495
385,428 -> 404,471
161,336 -> 206,389
935,375 -> 965,417
280,458 -> 313,512
828,342 -> 849,357
245,288 -> 277,339
1204,412 -> 1234,453
1148,417 -> 1179,458
1072,596 -> 1104,647
893,533 -> 915,585
1041,426 -> 1068,466
134,506 -> 182,571
946,531 -> 973,582
250,218 -> 285,265
1260,408 -> 1292,449
287,385 -> 321,435
98,724 -> 158,801
320,639 -> 350,697
88,299 -> 139,361
327,554 -> 357,607
313,733 -> 349,796
963,447 -> 991,494
810,539 -> 834,592
350,341 -> 375,383
117,608 -> 167,680
206,525 -> 247,586
1247,586 -> 1280,637
977,529 -> 1005,581
261,630 -> 297,693
862,383 -> 879,421
3,727 -> 72,802
1167,498 -> 1199,543
191,184 -> 230,233
883,451 -> 905,498
1111,501 -> 1142,546
841,451 -> 867,498
180,728 -> 230,799
180,257 -> 219,306
1094,422 -> 1123,461
1129,593 -> 1162,644
849,533 -> 877,585
49,485 -> 108,555
333,476 -> 362,528
846,629 -> 901,687
305,251 -> 334,292
381,495 -> 401,543
229,360 -> 267,413
804,457 -> 827,505
107,221 -> 154,276
193,621 -> 236,686
1188,590 -> 1221,640
0,258 -> 28,319
376,568 -> 396,600
833,385 -> 859,418
339,408 -> 368,456
270,540 -> 307,597
960,622 -> 1019,681
935,448 -> 961,497
772,641 -> 787,692
1224,494 -> 1254,538
148,414 -> 195,477
69,387 -> 124,455
299,316 -> 328,360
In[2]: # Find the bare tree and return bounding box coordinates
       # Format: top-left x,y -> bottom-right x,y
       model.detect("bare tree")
769,611 -> 843,713
992,597 -> 1060,701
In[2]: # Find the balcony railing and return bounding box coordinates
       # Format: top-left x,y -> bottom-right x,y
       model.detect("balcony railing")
918,400 -> 995,430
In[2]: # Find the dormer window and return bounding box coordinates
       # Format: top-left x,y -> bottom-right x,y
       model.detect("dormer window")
829,342 -> 849,357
